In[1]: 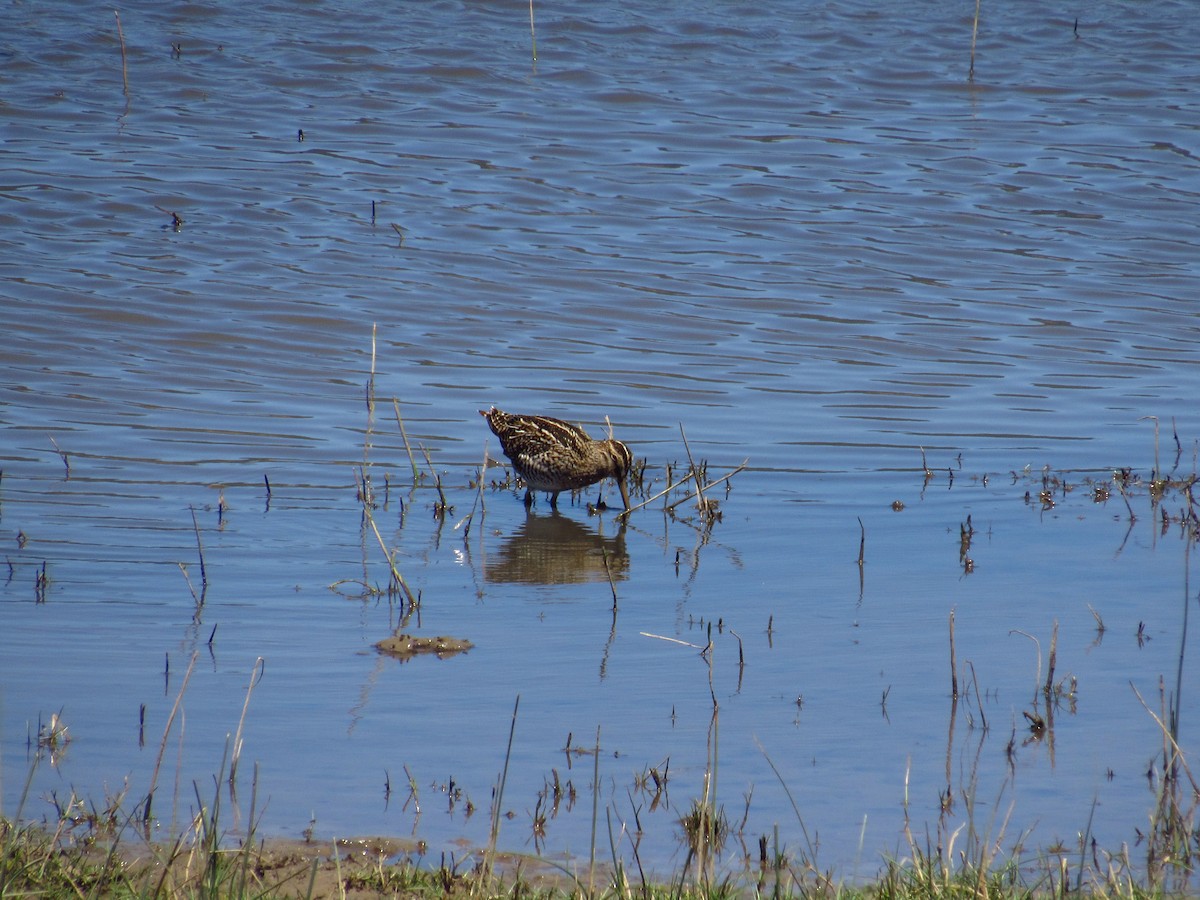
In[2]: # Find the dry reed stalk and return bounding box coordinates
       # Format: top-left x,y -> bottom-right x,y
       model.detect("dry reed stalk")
601,547 -> 618,609
1141,415 -> 1161,477
588,726 -> 601,892
662,461 -> 749,514
188,506 -> 207,587
362,505 -> 416,604
364,326 -> 377,478
114,11 -> 129,96
145,650 -> 198,827
949,609 -> 958,700
1044,620 -> 1058,697
857,516 -> 866,567
619,472 -> 694,517
229,657 -> 265,790
480,695 -> 521,894
639,632 -> 705,650
678,424 -> 709,513
968,0 -> 981,81
419,444 -> 450,514
528,0 -> 537,61
392,399 -> 419,481
48,436 -> 70,478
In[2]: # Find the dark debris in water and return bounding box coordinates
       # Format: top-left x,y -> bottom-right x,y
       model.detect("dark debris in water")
375,634 -> 474,661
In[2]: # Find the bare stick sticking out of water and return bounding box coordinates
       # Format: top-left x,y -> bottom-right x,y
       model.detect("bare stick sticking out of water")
857,517 -> 866,567
189,506 -> 207,587
114,11 -> 130,96
1044,620 -> 1058,698
968,0 -> 981,81
528,0 -> 537,62
229,657 -> 265,790
145,650 -> 198,831
601,547 -> 618,609
48,436 -> 70,479
392,399 -> 419,482
362,504 -> 416,605
949,609 -> 959,700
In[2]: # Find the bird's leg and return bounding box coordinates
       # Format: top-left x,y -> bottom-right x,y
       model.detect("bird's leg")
549,491 -> 560,509
523,489 -> 534,508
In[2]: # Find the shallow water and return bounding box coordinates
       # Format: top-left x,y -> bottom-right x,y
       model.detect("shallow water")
3,0 -> 1199,885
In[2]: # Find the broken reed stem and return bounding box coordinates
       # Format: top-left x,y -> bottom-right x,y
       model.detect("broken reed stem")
1044,620 -> 1058,697
1009,629 -> 1043,698
454,441 -> 490,536
362,504 -> 416,605
146,651 -> 198,818
189,506 -> 207,586
662,465 -> 744,513
968,0 -> 981,81
114,10 -> 129,96
967,660 -> 988,731
1130,681 -> 1200,795
177,562 -> 202,605
949,609 -> 959,700
601,548 -> 618,610
484,695 -> 521,887
229,657 -> 265,789
48,436 -> 70,478
857,516 -> 866,567
588,725 -> 601,892
678,424 -> 707,512
392,399 -> 419,482
528,0 -> 537,62
364,325 -> 377,474
419,444 -> 448,511
1141,415 -> 1161,477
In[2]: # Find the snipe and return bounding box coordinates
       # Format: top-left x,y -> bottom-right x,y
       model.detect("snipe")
480,406 -> 633,509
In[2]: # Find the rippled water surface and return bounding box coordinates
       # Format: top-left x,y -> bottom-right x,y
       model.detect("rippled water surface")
3,0 -> 1200,885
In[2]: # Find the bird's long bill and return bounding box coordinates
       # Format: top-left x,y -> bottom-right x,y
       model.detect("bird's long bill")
618,477 -> 631,510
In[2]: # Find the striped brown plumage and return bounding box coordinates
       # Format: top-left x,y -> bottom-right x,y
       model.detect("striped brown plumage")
480,406 -> 633,509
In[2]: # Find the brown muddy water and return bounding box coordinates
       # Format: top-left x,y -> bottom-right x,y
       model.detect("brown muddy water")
2,0 -> 1199,886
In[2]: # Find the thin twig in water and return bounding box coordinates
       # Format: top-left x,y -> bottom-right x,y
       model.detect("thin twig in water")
679,424 -> 709,514
146,651 -> 198,824
392,399 -> 419,482
640,632 -> 705,650
968,0 -> 981,81
601,548 -> 618,610
114,11 -> 129,96
662,461 -> 749,514
528,0 -> 537,62
189,506 -> 207,587
363,505 -> 416,604
483,695 -> 521,888
949,609 -> 959,700
229,657 -> 265,788
48,436 -> 70,478
420,444 -> 450,514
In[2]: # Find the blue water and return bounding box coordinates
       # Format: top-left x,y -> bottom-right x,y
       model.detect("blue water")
2,0 -> 1199,887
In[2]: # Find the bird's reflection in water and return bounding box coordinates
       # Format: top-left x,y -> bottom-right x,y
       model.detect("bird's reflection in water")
485,511 -> 629,585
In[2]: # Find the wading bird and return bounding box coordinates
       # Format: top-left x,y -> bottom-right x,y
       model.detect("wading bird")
480,406 -> 633,510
